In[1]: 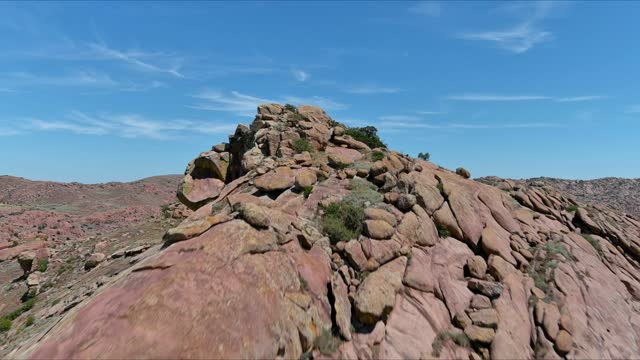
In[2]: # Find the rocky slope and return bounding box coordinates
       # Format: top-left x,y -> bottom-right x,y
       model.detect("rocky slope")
482,177 -> 640,219
0,175 -> 189,356
7,104 -> 640,359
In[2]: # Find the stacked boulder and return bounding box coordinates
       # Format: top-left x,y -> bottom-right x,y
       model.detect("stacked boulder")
20,105 -> 640,360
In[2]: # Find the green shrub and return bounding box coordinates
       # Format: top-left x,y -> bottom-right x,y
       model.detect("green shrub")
322,201 -> 365,244
432,331 -> 470,357
564,204 -> 579,212
25,315 -> 34,327
314,328 -> 342,355
344,126 -> 386,149
348,161 -> 372,170
303,186 -> 313,199
292,138 -> 313,154
332,162 -> 349,170
371,151 -> 385,162
343,178 -> 383,207
284,103 -> 297,112
328,119 -> 345,128
0,317 -> 11,332
299,276 -> 310,292
418,152 -> 430,161
437,224 -> 450,238
37,258 -> 48,272
289,112 -> 304,122
528,241 -> 573,297
581,233 -> 604,257
57,263 -> 72,275
544,241 -> 573,260
210,202 -> 226,214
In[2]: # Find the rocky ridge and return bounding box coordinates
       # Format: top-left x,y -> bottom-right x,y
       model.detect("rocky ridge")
10,104 -> 640,359
479,176 -> 640,219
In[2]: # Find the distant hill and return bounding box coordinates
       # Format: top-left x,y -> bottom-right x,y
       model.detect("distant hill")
478,176 -> 640,218
0,175 -> 182,215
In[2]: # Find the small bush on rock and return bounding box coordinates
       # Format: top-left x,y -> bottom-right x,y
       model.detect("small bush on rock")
328,119 -> 345,128
292,138 -> 313,154
344,178 -> 383,207
432,331 -> 470,357
289,112 -> 304,122
437,224 -> 450,238
418,152 -> 430,161
284,104 -> 297,112
564,204 -> 579,212
322,201 -> 365,244
581,233 -> 604,257
0,317 -> 11,332
371,150 -> 385,162
314,328 -> 342,355
25,315 -> 34,327
37,258 -> 48,272
303,186 -> 313,199
344,126 -> 386,149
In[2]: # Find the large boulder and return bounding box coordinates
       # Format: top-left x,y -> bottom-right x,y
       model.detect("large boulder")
27,221 -> 330,359
178,151 -> 228,210
254,167 -> 295,192
354,256 -> 407,324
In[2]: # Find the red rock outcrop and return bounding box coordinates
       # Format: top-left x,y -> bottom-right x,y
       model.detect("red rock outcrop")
14,105 -> 640,359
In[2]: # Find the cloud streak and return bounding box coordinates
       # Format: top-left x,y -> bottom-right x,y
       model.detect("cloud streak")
626,105 -> 640,113
446,94 -> 550,101
190,90 -> 347,115
377,121 -> 562,130
9,111 -> 236,140
447,94 -> 608,102
89,42 -> 184,78
554,96 -> 608,102
1,71 -> 119,88
342,84 -> 402,94
459,1 -> 556,53
408,1 -> 442,17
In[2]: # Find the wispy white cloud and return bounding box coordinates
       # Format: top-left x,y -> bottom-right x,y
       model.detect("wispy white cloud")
190,90 -> 347,115
0,128 -> 22,136
626,105 -> 640,113
335,118 -> 369,127
291,68 -> 309,82
447,93 -> 609,102
460,24 -> 551,54
190,90 -> 274,115
89,42 -> 184,78
342,84 -> 402,95
120,80 -> 167,92
554,96 -> 607,102
408,1 -> 442,17
1,70 -> 119,88
459,1 -> 556,53
19,111 -> 236,140
377,121 -> 561,130
446,94 -> 550,101
379,115 -> 422,121
0,71 -> 166,93
416,111 -> 443,115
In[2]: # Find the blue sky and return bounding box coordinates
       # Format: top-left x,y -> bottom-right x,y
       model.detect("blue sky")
1,1 -> 639,183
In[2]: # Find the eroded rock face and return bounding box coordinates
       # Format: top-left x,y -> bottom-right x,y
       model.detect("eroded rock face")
18,104 -> 640,360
